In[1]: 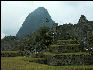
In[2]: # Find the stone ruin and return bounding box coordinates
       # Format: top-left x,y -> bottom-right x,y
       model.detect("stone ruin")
23,15 -> 93,66
43,39 -> 93,66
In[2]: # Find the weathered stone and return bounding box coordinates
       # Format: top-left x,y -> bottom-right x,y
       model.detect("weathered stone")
45,54 -> 93,66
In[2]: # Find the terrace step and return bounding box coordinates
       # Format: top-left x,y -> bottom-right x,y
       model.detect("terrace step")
49,44 -> 83,53
43,52 -> 93,66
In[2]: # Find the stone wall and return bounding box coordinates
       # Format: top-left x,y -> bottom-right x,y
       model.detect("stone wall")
1,51 -> 20,57
50,45 -> 83,53
45,54 -> 93,66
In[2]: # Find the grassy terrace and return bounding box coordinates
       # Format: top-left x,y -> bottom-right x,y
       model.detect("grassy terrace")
22,57 -> 45,61
43,52 -> 89,55
1,51 -> 19,53
1,57 -> 93,70
50,44 -> 80,47
57,40 -> 77,42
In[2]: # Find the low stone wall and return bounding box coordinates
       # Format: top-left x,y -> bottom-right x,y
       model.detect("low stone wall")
1,51 -> 20,57
45,54 -> 93,66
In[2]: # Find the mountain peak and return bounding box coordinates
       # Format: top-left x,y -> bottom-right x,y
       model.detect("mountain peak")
36,7 -> 46,10
16,7 -> 54,39
32,7 -> 48,14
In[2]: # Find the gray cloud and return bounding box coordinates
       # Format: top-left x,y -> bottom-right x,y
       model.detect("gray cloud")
1,1 -> 93,37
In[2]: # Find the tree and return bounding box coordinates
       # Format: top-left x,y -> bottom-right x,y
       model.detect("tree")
18,26 -> 53,57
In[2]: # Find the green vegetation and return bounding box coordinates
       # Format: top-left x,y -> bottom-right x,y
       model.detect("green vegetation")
18,26 -> 53,56
1,36 -> 20,51
43,52 -> 89,55
50,44 -> 80,47
1,57 -> 93,70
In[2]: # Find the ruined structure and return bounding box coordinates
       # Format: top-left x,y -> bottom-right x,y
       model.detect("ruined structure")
15,12 -> 93,66
25,15 -> 93,66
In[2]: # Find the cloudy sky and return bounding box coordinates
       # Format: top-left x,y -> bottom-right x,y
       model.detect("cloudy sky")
1,1 -> 93,39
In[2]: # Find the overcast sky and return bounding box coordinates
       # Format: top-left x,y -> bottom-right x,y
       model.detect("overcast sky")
1,1 -> 93,39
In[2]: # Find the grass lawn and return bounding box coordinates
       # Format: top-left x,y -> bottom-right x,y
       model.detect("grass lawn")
1,56 -> 93,70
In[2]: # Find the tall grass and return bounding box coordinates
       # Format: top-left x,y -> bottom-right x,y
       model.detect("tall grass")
1,56 -> 93,70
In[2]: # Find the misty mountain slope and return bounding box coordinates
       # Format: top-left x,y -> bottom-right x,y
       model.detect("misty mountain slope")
16,7 -> 55,39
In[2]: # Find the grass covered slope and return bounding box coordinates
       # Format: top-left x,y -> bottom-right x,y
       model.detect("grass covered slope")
1,57 -> 93,70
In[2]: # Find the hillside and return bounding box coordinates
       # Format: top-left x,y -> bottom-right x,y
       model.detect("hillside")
1,36 -> 20,51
